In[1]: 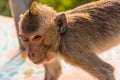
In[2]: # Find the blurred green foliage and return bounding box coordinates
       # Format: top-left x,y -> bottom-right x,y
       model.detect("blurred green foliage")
0,0 -> 11,16
0,0 -> 97,17
40,0 -> 97,12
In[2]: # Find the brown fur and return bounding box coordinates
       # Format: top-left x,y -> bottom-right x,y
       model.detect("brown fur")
19,0 -> 120,80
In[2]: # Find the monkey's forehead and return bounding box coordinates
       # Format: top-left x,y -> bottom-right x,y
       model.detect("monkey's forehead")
19,13 -> 45,34
18,7 -> 56,34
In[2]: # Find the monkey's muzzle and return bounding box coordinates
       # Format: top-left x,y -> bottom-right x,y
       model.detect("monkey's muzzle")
28,51 -> 45,64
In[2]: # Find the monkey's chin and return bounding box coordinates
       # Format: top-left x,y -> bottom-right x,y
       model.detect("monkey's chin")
31,57 -> 45,64
32,59 -> 44,64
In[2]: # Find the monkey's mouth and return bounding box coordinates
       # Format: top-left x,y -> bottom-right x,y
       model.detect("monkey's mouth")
32,59 -> 44,64
30,55 -> 45,64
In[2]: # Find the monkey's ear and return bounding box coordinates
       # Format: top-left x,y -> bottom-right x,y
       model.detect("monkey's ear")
54,13 -> 68,34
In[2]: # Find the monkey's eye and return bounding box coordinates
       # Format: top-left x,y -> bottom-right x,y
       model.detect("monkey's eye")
22,37 -> 29,42
33,35 -> 41,40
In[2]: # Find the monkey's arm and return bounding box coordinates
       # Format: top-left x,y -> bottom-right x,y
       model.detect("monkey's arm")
44,58 -> 61,80
74,52 -> 115,80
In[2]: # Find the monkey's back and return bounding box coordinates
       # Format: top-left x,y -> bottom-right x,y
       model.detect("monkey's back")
60,0 -> 120,59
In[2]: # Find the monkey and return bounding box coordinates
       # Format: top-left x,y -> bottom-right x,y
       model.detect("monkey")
18,0 -> 120,80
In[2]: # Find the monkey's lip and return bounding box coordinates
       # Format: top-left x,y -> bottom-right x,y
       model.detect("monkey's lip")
32,58 -> 44,64
32,55 -> 45,64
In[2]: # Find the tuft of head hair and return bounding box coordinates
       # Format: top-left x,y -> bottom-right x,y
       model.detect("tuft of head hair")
19,1 -> 57,34
29,1 -> 40,15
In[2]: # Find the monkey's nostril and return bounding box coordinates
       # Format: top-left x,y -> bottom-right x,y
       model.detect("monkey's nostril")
28,53 -> 35,58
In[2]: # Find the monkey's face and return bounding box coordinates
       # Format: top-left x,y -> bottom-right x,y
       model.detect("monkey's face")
19,30 -> 44,64
19,27 -> 56,64
18,10 -> 59,64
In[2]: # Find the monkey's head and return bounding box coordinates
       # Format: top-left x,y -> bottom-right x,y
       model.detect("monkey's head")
19,2 -> 68,64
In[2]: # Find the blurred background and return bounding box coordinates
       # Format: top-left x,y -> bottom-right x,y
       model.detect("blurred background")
0,0 -> 97,17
